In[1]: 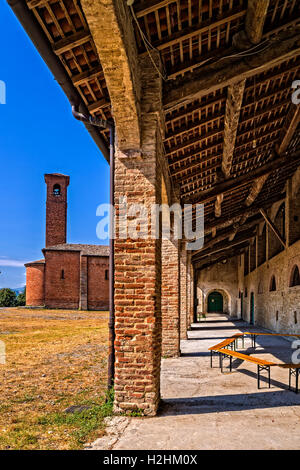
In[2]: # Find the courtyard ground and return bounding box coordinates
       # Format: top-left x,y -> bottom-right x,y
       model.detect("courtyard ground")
89,314 -> 300,450
0,307 -> 109,450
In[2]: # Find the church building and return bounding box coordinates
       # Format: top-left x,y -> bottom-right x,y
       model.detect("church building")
25,174 -> 109,310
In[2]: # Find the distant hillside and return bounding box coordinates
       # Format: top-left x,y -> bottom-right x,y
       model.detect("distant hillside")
12,287 -> 25,295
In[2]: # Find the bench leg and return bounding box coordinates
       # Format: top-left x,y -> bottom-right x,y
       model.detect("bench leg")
289,368 -> 291,390
296,369 -> 299,394
230,355 -> 232,372
257,365 -> 270,389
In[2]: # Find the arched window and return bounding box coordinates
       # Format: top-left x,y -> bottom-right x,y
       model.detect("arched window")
61,269 -> 65,280
53,184 -> 61,196
290,265 -> 300,287
105,269 -> 109,280
269,275 -> 276,292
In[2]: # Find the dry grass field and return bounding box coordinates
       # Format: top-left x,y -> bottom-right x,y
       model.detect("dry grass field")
0,307 -> 110,450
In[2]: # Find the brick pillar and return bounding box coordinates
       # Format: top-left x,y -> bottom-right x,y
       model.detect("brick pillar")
113,55 -> 163,416
161,234 -> 180,358
180,241 -> 188,340
186,253 -> 194,328
79,255 -> 88,310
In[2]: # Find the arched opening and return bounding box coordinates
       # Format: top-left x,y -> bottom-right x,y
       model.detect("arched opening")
53,184 -> 61,196
290,265 -> 300,287
269,275 -> 277,292
207,291 -> 223,313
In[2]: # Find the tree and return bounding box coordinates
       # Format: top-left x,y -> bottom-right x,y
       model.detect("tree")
0,288 -> 17,307
16,287 -> 26,307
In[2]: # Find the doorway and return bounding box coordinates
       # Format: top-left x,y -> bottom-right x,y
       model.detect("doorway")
207,291 -> 223,313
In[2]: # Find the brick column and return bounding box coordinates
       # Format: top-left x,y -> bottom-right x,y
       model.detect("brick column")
113,55 -> 163,416
186,253 -> 194,328
180,242 -> 188,340
161,234 -> 180,358
79,255 -> 88,311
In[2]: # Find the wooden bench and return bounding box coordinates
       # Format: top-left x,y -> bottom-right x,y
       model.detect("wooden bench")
209,337 -> 237,368
209,333 -> 300,393
278,364 -> 300,393
217,348 -> 276,388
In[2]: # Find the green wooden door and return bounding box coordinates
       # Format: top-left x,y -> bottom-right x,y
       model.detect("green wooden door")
208,292 -> 223,313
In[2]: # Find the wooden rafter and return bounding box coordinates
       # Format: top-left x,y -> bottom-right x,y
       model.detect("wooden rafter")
185,150 -> 300,204
53,31 -> 91,55
245,0 -> 270,45
164,27 -> 300,110
222,79 -> 246,178
276,104 -> 300,155
245,175 -> 269,207
260,208 -> 286,248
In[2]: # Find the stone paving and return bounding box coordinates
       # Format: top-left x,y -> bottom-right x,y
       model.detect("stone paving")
88,314 -> 300,450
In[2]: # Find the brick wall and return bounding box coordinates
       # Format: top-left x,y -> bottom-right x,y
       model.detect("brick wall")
244,239 -> 300,334
87,256 -> 109,310
26,263 -> 45,306
44,251 -> 80,309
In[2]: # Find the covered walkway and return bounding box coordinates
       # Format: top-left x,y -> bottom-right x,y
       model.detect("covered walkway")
90,314 -> 300,450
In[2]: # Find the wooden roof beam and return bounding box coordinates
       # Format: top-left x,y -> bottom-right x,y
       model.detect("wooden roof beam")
134,0 -> 175,18
194,217 -> 261,257
245,174 -> 269,207
184,150 -> 300,205
276,104 -> 300,155
72,66 -> 104,87
214,193 -> 223,218
193,234 -> 253,262
53,30 -> 91,55
222,79 -> 246,178
81,0 -> 141,151
245,0 -> 270,45
260,208 -> 286,249
195,250 -> 245,271
164,27 -> 300,111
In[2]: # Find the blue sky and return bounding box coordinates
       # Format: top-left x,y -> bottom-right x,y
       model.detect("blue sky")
0,2 -> 110,288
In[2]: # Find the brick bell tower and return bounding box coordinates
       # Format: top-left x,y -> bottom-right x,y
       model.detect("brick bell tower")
44,173 -> 70,247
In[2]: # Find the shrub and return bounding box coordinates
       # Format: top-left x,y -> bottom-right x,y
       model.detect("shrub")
0,288 -> 17,307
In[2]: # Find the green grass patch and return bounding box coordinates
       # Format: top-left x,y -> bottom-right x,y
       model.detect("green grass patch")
36,388 -> 114,448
